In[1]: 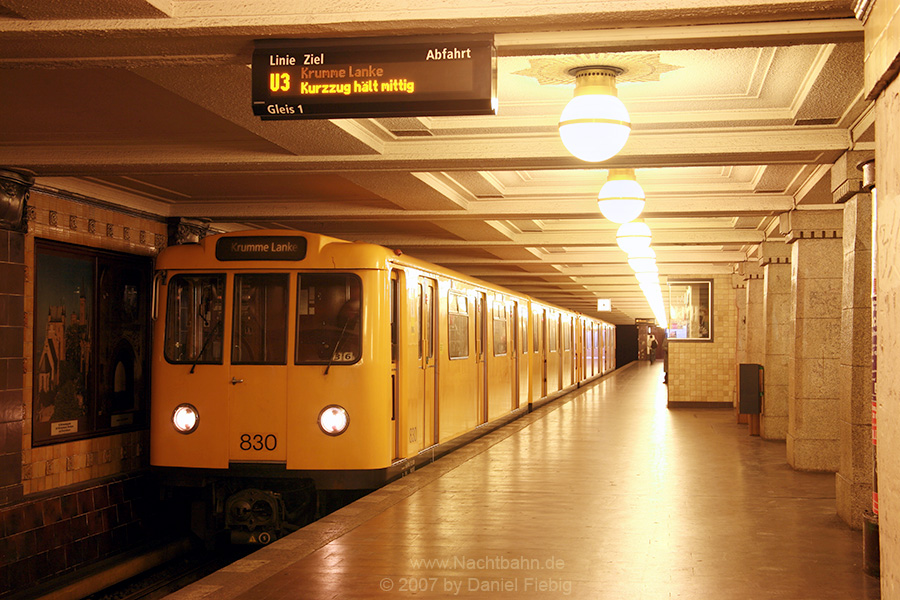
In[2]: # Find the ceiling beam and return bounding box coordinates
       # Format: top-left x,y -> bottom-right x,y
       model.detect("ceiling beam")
496,18 -> 863,55
170,195 -> 794,220
2,128 -> 851,175
369,229 -> 764,247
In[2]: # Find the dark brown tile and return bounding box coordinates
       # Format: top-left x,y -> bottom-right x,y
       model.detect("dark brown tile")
47,545 -> 67,574
76,489 -> 94,514
6,358 -> 23,390
60,493 -> 78,520
87,509 -> 104,535
5,294 -> 24,327
70,514 -> 89,540
41,496 -> 62,525
92,485 -> 110,510
11,530 -> 35,560
0,389 -> 24,422
0,326 -> 24,359
1,420 -> 23,454
8,231 -> 24,264
0,453 -> 23,488
0,264 -> 24,294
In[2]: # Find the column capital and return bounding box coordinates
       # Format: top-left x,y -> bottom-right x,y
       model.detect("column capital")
832,150 -> 875,204
738,262 -> 764,280
779,209 -> 843,244
0,168 -> 35,232
758,240 -> 792,266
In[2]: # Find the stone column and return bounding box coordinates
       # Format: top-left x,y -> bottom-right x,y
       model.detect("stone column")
835,192 -> 874,529
760,241 -> 792,441
862,1 -> 900,592
781,209 -> 844,472
744,264 -> 765,366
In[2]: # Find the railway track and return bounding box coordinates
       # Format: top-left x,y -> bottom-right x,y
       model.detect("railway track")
82,544 -> 252,600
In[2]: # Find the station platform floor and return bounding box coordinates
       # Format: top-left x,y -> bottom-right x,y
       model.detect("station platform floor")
165,361 -> 881,600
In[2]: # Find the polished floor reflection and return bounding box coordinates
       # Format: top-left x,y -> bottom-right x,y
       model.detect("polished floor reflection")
167,362 -> 880,600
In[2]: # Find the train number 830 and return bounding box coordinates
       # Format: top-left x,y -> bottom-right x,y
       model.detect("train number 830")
240,433 -> 278,451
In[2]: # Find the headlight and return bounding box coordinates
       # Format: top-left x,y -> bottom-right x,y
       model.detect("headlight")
318,405 -> 349,436
173,403 -> 199,434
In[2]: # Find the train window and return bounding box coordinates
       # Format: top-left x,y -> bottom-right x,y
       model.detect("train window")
416,284 -> 423,360
548,315 -> 558,352
391,277 -> 398,362
533,310 -> 541,353
165,274 -> 225,365
521,311 -> 528,354
475,295 -> 484,358
295,274 -> 362,365
492,302 -> 507,356
423,283 -> 434,360
232,273 -> 289,364
448,291 -> 469,359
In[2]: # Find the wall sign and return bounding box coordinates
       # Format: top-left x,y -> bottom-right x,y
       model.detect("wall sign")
252,36 -> 496,119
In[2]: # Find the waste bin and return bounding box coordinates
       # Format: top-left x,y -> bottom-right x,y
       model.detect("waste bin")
738,363 -> 763,435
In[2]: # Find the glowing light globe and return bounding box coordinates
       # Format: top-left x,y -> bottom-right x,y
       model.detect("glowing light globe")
616,220 -> 652,254
558,67 -> 631,163
597,169 -> 645,223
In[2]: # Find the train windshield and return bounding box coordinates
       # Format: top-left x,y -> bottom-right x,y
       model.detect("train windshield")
296,274 -> 361,365
232,273 -> 289,364
165,274 -> 225,364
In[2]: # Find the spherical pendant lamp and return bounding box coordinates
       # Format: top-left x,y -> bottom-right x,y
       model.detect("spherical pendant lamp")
558,67 -> 631,162
598,168 -> 645,224
616,220 -> 652,254
627,247 -> 658,273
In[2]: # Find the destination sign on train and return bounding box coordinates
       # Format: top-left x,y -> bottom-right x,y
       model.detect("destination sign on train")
252,36 -> 496,119
216,236 -> 308,261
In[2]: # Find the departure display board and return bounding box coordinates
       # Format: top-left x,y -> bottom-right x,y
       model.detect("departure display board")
252,36 -> 496,119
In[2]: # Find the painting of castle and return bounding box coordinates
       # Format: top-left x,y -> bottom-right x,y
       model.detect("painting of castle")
34,250 -> 93,437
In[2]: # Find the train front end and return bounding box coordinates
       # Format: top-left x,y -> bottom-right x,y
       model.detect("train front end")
150,231 -> 395,544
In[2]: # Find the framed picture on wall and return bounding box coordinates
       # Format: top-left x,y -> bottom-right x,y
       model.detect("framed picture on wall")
33,240 -> 151,445
666,279 -> 713,341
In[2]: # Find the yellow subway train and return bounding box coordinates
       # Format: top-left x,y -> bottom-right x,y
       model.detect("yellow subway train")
150,229 -> 615,544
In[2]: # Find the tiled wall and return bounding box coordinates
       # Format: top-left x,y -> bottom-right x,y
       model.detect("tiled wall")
667,275 -> 738,405
21,190 -> 165,494
1,228 -> 26,507
0,474 -> 155,593
1,189 -> 167,597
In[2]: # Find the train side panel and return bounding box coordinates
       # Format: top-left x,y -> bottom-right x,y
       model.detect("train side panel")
438,280 -> 479,443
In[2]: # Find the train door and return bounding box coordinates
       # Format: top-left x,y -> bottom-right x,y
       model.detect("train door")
419,277 -> 438,448
511,302 -> 519,409
390,272 -> 400,460
540,309 -> 549,396
475,292 -> 488,424
517,302 -> 529,407
228,273 -> 290,463
531,307 -> 542,403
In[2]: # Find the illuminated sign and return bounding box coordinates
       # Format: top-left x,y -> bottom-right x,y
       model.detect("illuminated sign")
252,36 -> 496,119
216,236 -> 308,261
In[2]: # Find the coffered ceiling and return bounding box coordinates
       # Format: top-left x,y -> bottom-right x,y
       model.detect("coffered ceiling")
0,0 -> 872,324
